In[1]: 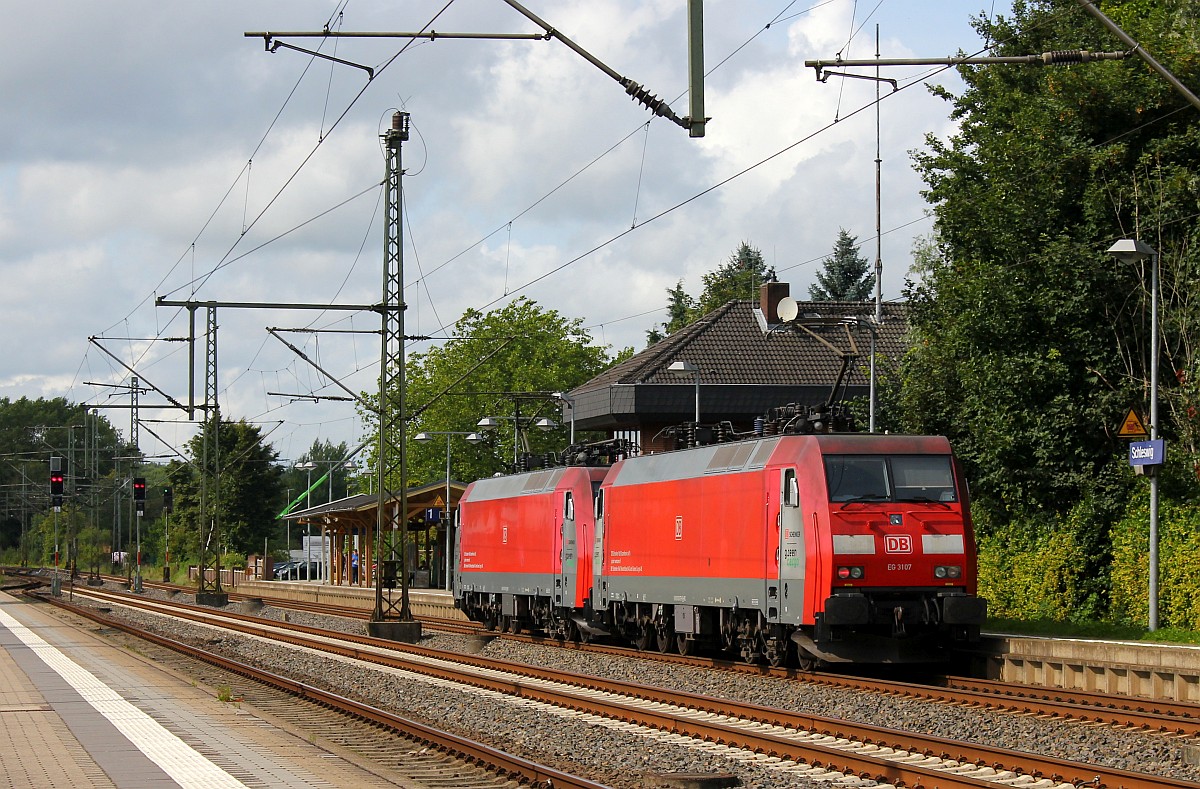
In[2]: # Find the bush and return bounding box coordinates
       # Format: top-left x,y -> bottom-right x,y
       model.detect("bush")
1110,498 -> 1200,630
974,501 -> 1104,623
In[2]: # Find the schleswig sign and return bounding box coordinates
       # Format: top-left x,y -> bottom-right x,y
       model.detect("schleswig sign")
1128,439 -> 1165,467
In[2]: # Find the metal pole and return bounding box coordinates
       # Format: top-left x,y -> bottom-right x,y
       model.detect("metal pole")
306,467 -> 312,581
444,434 -> 451,591
693,372 -> 700,423
1149,250 -> 1159,631
871,24 -> 882,434
686,0 -> 705,137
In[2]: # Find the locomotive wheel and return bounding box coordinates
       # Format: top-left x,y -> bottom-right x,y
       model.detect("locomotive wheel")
765,636 -> 791,668
655,624 -> 673,654
675,634 -> 692,656
498,615 -> 511,633
485,615 -> 499,632
506,616 -> 522,634
792,647 -> 820,671
633,622 -> 652,651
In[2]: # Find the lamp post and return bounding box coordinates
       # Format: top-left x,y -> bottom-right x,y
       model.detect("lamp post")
477,415 -> 557,466
667,360 -> 700,423
1108,238 -> 1160,631
294,462 -> 315,579
414,430 -> 483,590
552,392 -> 576,445
840,315 -> 882,432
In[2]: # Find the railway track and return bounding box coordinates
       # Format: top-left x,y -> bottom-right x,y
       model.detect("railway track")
46,585 -> 1200,789
23,586 -> 604,789
43,572 -> 1200,737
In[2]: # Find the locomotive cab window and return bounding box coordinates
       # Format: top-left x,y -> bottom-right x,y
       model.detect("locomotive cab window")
891,455 -> 956,502
564,491 -> 574,520
824,455 -> 957,503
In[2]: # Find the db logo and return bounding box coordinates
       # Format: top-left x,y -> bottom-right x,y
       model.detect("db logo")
884,534 -> 912,554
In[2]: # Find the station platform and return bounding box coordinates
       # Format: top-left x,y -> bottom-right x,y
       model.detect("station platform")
0,590 -> 417,788
232,579 -> 468,621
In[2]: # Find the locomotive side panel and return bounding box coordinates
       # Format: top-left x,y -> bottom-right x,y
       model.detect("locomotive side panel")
456,469 -> 567,597
601,441 -> 778,613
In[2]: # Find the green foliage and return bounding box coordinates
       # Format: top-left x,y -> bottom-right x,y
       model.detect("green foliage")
903,0 -> 1199,522
1110,495 -> 1200,630
809,229 -> 872,301
167,418 -> 284,557
696,242 -> 769,316
646,242 -> 769,342
368,297 -> 619,485
975,513 -> 1104,623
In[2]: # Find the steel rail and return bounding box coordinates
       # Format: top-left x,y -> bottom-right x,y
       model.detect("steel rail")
62,587 -> 1195,789
33,590 -> 606,789
87,574 -> 1200,735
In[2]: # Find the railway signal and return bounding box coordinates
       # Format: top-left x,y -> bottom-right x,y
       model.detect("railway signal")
133,477 -> 146,515
162,486 -> 173,513
49,456 -> 64,509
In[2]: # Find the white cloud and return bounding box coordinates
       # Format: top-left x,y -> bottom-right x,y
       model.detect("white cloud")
0,0 -> 1008,456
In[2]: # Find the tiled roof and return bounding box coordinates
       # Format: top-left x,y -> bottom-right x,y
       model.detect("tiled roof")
568,299 -> 908,431
583,299 -> 907,388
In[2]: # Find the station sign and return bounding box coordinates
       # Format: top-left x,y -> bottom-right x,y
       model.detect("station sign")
1128,439 -> 1165,467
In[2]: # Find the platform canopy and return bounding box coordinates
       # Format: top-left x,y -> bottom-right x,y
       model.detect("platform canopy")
281,479 -> 468,530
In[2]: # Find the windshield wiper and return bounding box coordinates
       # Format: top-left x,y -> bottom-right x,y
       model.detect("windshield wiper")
837,494 -> 889,508
900,494 -> 953,508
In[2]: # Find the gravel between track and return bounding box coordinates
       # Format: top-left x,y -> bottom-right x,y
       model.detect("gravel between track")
67,586 -> 1200,789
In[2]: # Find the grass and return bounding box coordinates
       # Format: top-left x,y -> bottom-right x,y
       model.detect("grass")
986,617 -> 1200,645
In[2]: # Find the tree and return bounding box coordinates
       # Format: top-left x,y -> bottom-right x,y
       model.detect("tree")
646,242 -> 769,342
697,242 -> 770,316
167,417 -> 284,557
900,0 -> 1199,622
365,297 -> 624,486
809,229 -> 872,301
646,280 -> 697,344
287,439 -> 355,514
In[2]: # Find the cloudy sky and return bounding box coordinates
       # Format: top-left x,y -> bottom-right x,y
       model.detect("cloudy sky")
4,0 -> 1013,463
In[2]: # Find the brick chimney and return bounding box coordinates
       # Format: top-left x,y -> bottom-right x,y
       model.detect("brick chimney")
760,281 -> 790,324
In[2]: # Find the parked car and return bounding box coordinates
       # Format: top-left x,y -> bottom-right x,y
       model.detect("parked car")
273,560 -> 299,580
275,560 -> 321,580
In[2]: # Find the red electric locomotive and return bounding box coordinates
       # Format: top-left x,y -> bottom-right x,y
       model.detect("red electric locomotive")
594,432 -> 985,666
454,417 -> 986,666
455,464 -> 610,638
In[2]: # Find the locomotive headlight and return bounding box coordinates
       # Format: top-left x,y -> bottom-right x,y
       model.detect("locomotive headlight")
837,566 -> 864,581
934,565 -> 962,579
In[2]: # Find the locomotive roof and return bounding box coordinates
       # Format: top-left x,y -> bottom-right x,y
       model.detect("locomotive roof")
568,297 -> 908,433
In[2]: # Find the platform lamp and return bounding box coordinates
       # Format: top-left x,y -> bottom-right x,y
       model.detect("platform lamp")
552,392 -> 576,445
294,461 -> 316,580
1108,238 -> 1160,631
667,360 -> 700,423
477,415 -> 557,465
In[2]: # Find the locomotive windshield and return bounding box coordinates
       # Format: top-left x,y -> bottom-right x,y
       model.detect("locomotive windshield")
824,455 -> 957,503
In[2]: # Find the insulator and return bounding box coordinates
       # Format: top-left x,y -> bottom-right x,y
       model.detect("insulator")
1042,50 -> 1086,65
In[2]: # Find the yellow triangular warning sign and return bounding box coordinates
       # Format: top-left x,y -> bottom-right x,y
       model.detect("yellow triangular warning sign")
1118,407 -> 1149,438
433,495 -> 444,507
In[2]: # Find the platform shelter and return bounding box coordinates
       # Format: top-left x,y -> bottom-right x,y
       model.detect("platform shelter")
282,479 -> 466,590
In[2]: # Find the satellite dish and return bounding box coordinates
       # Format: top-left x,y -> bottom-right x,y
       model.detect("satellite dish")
777,296 -> 799,323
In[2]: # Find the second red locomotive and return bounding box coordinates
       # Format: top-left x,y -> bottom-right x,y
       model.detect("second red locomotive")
455,419 -> 986,666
